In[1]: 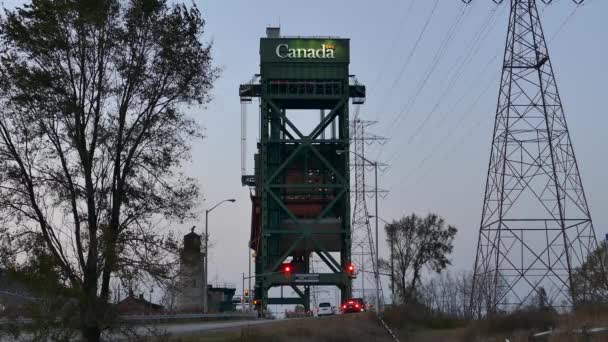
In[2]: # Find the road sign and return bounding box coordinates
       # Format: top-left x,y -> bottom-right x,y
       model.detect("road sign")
294,274 -> 320,283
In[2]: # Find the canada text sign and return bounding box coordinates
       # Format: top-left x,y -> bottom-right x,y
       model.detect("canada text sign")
260,38 -> 349,63
275,44 -> 335,59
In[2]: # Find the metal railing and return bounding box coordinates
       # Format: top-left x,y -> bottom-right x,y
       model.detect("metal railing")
121,312 -> 256,322
0,312 -> 257,325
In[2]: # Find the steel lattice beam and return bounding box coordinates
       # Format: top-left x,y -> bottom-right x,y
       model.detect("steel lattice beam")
469,0 -> 597,317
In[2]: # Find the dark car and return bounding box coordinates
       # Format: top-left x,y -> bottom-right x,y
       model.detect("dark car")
341,298 -> 365,314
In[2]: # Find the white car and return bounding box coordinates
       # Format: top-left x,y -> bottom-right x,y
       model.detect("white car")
316,302 -> 334,317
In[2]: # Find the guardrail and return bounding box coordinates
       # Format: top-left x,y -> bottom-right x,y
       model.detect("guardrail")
530,326 -> 608,341
0,318 -> 33,325
122,312 -> 257,322
0,312 -> 258,325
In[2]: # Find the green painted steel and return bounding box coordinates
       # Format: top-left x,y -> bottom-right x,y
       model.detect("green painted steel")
242,32 -> 363,315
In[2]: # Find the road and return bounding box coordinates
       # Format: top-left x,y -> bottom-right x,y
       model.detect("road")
113,318 -> 296,340
149,319 -> 279,336
0,318 -> 285,341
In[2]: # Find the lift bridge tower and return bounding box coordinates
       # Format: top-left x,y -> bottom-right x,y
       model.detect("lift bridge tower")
239,28 -> 365,315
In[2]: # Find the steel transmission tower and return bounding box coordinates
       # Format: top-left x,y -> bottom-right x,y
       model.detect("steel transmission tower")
469,0 -> 598,315
350,112 -> 387,310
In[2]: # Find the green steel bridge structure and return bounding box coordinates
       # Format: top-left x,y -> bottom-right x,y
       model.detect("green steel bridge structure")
239,27 -> 365,315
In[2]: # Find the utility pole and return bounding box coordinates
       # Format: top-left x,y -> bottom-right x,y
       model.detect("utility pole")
467,0 -> 598,316
248,250 -> 252,313
361,245 -> 365,300
390,240 -> 395,304
374,162 -> 379,312
372,215 -> 395,304
204,212 -> 208,313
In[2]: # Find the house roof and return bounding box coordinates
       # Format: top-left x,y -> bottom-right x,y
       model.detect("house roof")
118,294 -> 164,310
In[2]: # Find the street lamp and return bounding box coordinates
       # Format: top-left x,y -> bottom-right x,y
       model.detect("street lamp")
204,198 -> 236,313
337,149 -> 381,313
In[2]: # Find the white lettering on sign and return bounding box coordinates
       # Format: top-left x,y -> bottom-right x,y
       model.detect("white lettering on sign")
275,44 -> 336,59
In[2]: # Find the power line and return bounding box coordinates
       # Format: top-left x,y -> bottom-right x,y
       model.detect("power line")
548,3 -> 582,41
394,80 -> 496,192
404,6 -> 500,142
388,1 -> 585,192
369,0 -> 418,101
390,69 -> 499,191
385,3 -> 568,183
380,3 -> 469,147
373,0 -> 441,122
382,5 -> 502,164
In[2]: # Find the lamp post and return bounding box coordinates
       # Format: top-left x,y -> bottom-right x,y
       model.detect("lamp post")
204,198 -> 236,313
248,249 -> 252,313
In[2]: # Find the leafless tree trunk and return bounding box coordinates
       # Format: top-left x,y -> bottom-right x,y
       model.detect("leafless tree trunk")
0,1 -> 218,340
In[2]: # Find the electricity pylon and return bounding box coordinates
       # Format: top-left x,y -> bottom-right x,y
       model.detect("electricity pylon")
467,0 -> 598,316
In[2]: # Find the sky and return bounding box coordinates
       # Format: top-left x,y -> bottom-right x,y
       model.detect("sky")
188,0 -> 608,302
3,0 -> 605,307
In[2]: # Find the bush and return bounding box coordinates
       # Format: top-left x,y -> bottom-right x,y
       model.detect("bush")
383,303 -> 467,331
464,308 -> 558,340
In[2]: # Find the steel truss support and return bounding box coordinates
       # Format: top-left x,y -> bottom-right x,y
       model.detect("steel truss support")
255,90 -> 354,314
470,0 -> 597,317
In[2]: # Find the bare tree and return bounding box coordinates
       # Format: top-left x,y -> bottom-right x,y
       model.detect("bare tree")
0,0 -> 218,340
385,213 -> 457,303
417,271 -> 474,319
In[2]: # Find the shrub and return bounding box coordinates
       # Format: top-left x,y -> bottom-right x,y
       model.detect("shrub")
383,303 -> 467,331
464,308 -> 558,340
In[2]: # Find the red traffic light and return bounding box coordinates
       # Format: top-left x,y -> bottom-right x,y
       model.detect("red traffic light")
346,263 -> 355,276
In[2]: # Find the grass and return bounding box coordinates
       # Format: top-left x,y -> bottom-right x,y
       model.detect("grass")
169,313 -> 394,342
167,304 -> 608,342
382,303 -> 469,341
381,303 -> 608,342
169,330 -> 241,342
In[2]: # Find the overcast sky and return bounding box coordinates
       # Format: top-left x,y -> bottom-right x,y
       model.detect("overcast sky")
188,0 -> 607,298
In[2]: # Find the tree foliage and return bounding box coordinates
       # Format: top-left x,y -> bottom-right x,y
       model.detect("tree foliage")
0,0 -> 217,340
572,241 -> 608,304
384,213 -> 457,303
